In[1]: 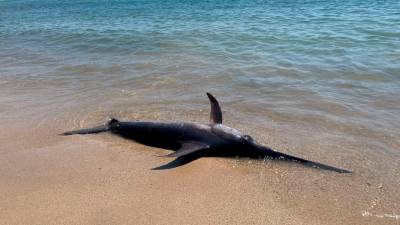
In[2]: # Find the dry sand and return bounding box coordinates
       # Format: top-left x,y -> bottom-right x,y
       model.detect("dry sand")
1,110 -> 399,225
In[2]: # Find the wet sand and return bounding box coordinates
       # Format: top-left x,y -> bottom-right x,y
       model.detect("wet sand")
1,102 -> 399,225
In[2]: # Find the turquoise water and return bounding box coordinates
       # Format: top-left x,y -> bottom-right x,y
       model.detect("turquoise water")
2,0 -> 399,70
0,0 -> 399,157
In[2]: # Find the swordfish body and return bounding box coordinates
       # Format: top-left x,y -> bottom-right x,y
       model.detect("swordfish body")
63,93 -> 351,173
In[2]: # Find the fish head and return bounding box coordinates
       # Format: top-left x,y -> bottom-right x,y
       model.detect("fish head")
211,124 -> 257,146
242,134 -> 257,145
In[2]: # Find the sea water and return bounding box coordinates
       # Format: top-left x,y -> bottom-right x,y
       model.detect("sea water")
0,0 -> 399,157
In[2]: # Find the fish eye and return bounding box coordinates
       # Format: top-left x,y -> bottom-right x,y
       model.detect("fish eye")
243,135 -> 254,142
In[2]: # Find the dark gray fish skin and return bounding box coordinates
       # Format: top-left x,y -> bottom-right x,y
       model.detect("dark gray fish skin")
62,93 -> 351,173
109,121 -> 235,151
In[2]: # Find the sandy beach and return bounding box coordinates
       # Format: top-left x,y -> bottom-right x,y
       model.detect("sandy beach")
1,101 -> 399,225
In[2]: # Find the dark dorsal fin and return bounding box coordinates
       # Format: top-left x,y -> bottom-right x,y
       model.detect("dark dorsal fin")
207,92 -> 222,124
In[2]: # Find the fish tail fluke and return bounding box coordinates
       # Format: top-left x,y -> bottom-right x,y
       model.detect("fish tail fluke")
61,125 -> 110,135
61,118 -> 120,136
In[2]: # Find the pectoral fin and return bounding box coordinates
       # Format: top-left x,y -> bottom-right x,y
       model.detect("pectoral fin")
158,141 -> 209,158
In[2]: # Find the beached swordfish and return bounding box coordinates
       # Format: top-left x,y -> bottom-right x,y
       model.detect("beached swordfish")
62,93 -> 350,173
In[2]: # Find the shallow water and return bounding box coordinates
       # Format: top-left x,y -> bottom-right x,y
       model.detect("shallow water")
1,0 -> 400,224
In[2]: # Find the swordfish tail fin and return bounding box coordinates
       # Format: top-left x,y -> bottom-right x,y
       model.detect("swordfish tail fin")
61,118 -> 119,136
256,145 -> 351,173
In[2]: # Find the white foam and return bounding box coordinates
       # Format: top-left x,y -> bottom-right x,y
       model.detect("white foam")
362,211 -> 400,220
